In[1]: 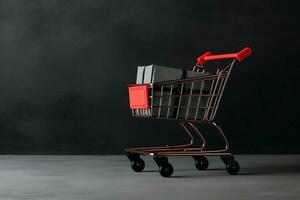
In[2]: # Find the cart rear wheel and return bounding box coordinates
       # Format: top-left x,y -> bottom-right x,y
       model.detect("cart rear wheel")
131,158 -> 145,172
195,156 -> 209,170
226,160 -> 240,175
159,163 -> 174,178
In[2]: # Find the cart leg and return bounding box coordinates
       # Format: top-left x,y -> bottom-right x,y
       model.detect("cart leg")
127,152 -> 140,162
187,122 -> 206,150
127,153 -> 145,172
220,155 -> 235,165
210,122 -> 230,152
153,156 -> 174,178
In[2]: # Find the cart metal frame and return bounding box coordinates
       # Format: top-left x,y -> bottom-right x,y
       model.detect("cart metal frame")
125,47 -> 252,177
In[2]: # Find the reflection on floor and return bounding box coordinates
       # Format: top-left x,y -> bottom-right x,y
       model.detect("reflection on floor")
0,155 -> 299,200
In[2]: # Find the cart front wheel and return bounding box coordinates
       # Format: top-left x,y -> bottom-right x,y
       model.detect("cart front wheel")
159,163 -> 174,178
195,156 -> 209,170
131,158 -> 145,172
226,160 -> 240,175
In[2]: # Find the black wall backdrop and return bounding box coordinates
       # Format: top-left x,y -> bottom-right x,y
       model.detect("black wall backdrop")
0,0 -> 298,154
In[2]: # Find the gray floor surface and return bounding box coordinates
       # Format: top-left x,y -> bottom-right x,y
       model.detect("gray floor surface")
0,155 -> 299,200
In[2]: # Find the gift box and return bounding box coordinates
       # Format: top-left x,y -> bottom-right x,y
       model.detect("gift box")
135,65 -> 212,119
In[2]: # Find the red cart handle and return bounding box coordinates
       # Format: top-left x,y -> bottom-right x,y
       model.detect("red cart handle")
197,47 -> 252,65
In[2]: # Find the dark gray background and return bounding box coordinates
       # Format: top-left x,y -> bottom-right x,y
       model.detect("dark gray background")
0,0 -> 298,154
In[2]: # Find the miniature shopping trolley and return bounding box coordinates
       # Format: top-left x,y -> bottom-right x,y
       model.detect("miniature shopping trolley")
126,47 -> 252,177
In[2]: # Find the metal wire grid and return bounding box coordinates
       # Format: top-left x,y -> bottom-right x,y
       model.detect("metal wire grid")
132,60 -> 235,122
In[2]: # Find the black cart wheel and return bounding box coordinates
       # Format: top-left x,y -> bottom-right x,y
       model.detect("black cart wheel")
195,156 -> 209,170
159,163 -> 174,178
131,158 -> 145,172
226,160 -> 240,175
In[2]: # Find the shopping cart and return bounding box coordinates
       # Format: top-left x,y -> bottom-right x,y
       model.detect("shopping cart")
126,47 -> 252,177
